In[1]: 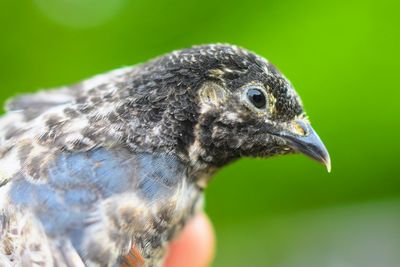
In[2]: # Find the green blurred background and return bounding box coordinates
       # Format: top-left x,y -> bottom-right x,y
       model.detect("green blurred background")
0,0 -> 399,266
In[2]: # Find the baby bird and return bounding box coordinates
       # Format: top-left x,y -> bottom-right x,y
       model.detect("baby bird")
0,44 -> 330,267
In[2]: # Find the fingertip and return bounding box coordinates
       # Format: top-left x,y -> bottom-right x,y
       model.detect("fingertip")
164,213 -> 215,267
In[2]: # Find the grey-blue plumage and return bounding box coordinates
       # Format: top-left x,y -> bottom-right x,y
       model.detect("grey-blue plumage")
4,148 -> 198,266
0,44 -> 330,266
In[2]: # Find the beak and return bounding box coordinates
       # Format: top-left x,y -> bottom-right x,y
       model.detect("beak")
278,120 -> 331,172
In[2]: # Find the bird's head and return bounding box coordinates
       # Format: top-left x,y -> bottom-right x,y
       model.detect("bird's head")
121,44 -> 330,174
154,44 -> 330,172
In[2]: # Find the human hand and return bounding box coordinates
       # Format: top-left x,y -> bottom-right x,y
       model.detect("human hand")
164,213 -> 215,267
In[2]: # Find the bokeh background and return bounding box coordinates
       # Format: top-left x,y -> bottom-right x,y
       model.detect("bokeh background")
1,0 -> 399,266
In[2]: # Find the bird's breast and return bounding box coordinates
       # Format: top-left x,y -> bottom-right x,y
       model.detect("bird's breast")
6,147 -> 203,265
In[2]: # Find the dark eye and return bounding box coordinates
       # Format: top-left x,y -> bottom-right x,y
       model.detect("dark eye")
246,88 -> 267,109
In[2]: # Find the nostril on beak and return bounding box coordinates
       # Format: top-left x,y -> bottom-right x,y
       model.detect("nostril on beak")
292,120 -> 309,136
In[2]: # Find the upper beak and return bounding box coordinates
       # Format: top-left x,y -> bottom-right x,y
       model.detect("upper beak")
278,120 -> 331,172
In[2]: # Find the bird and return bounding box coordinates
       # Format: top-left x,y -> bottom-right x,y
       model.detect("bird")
0,44 -> 330,267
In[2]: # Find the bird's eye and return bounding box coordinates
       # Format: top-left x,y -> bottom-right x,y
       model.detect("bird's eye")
246,88 -> 267,109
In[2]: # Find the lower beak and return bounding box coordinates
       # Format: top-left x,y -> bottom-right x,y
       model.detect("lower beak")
278,121 -> 331,172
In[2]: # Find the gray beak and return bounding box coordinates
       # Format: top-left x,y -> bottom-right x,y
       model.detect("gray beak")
278,121 -> 331,172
